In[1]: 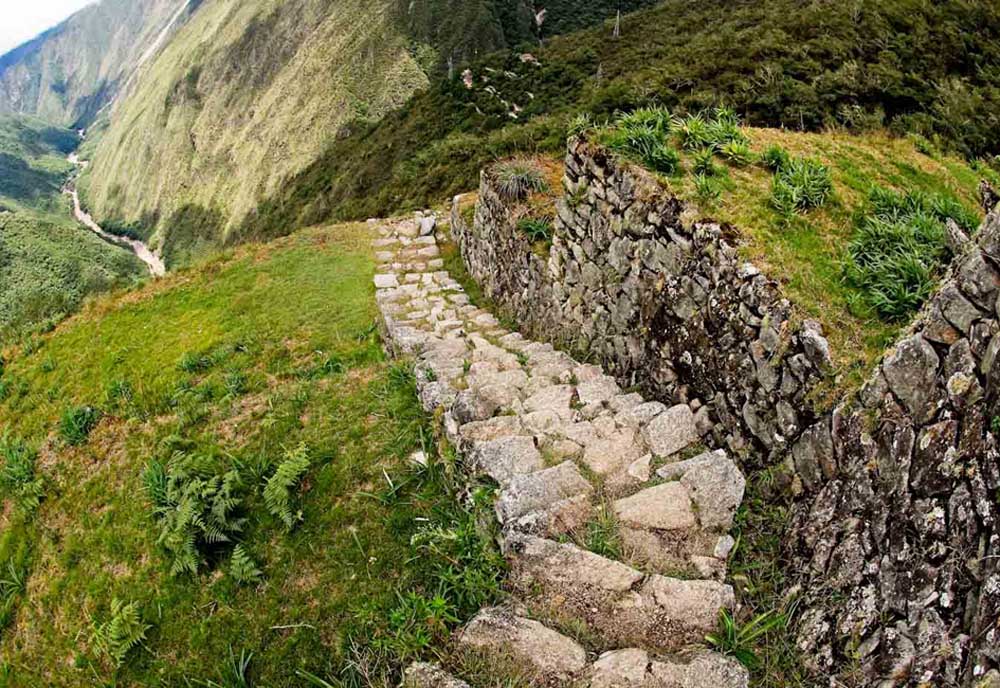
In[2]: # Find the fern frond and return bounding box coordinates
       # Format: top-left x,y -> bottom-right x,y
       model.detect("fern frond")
229,545 -> 263,584
263,444 -> 311,531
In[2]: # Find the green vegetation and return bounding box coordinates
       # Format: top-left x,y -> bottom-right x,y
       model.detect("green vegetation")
847,187 -> 977,320
247,0 -> 1000,238
0,224 -> 502,686
770,157 -> 834,215
494,159 -> 548,201
516,217 -> 553,244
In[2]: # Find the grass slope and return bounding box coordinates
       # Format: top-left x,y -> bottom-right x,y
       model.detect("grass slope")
246,0 -> 1000,235
0,115 -> 143,339
0,223 -> 499,687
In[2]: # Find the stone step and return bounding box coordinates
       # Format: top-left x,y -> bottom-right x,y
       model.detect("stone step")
495,460 -> 595,537
585,648 -> 749,688
504,534 -> 735,653
457,607 -> 588,683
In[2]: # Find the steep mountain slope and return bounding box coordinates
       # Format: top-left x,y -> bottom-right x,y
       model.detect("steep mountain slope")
0,116 -> 143,337
246,0 -> 1000,234
82,0 -> 657,266
0,0 -> 191,127
83,0 -> 431,267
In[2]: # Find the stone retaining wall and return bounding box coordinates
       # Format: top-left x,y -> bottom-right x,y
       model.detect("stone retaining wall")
451,138 -> 1000,685
789,202 -> 1000,685
452,137 -> 833,466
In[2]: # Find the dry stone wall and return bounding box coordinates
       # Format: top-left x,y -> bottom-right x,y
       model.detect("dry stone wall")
452,137 -> 833,466
788,201 -> 1000,685
451,138 -> 1000,686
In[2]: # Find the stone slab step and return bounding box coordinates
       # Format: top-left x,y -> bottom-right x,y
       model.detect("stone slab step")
586,648 -> 749,688
495,461 -> 594,536
457,607 -> 588,682
504,535 -> 735,652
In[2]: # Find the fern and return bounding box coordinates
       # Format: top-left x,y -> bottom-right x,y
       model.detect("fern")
229,545 -> 262,584
146,452 -> 248,576
263,444 -> 311,530
90,598 -> 151,668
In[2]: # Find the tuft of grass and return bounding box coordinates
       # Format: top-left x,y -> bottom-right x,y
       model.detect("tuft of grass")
760,145 -> 791,172
770,157 -> 834,214
58,405 -> 102,446
692,148 -> 720,177
721,139 -> 754,167
0,433 -> 45,514
694,173 -> 723,204
517,217 -> 553,244
707,608 -> 788,670
581,506 -> 622,560
494,159 -> 548,201
846,186 -> 969,320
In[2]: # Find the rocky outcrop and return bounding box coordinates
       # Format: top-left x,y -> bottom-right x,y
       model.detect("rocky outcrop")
452,137 -> 832,467
373,215 -> 749,687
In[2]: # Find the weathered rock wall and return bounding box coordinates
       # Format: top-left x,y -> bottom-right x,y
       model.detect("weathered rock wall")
789,202 -> 1000,685
452,137 -> 833,466
452,138 -> 1000,685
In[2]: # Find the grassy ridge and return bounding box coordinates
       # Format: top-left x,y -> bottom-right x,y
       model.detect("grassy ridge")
0,224 -> 501,687
244,0 -> 1000,236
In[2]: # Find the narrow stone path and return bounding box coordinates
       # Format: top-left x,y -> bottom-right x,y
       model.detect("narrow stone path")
373,215 -> 749,687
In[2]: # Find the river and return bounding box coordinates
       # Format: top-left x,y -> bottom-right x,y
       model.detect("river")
65,152 -> 166,277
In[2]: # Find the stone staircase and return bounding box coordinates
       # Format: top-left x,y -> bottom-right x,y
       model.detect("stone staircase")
372,215 -> 750,687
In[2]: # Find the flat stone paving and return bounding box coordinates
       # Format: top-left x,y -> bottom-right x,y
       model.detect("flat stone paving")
372,215 -> 750,687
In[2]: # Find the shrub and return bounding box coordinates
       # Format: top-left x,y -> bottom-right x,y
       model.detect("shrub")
493,159 -> 547,201
847,186 -> 974,320
59,405 -> 102,446
263,444 -> 311,531
770,157 -> 833,213
0,433 -> 45,514
89,598 -> 151,668
145,452 -> 248,576
517,217 -> 553,243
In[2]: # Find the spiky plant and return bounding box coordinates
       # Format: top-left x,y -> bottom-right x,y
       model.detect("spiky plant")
58,405 -> 101,446
263,444 -> 311,531
493,159 -> 547,201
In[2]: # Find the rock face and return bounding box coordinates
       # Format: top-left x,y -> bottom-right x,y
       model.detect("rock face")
449,138 -> 1000,685
786,201 -> 1000,683
452,137 -> 832,467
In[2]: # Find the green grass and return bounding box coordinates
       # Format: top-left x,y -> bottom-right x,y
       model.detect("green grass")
0,224 -> 501,686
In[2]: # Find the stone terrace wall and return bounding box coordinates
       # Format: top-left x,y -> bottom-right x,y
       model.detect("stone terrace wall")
788,201 -> 1000,685
452,137 -> 833,466
452,138 -> 1000,685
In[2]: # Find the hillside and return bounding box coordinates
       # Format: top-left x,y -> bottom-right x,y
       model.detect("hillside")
245,0 -> 1000,236
0,223 -> 507,687
0,0 -> 191,127
82,0 -> 660,267
0,116 -> 143,338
